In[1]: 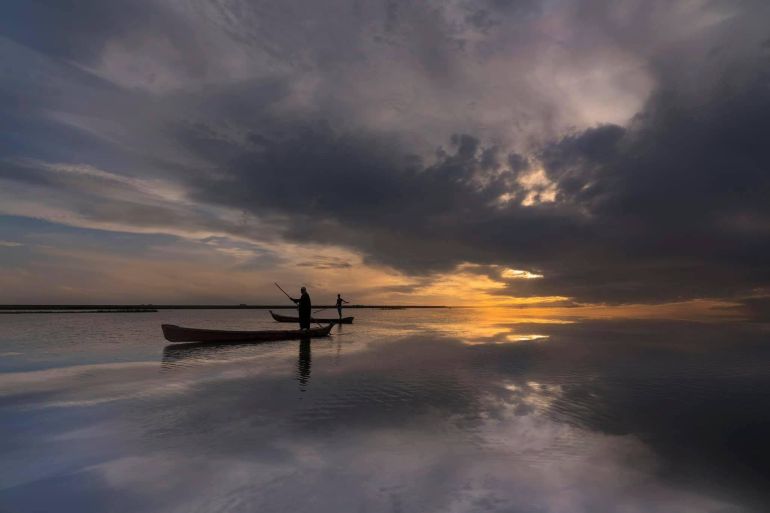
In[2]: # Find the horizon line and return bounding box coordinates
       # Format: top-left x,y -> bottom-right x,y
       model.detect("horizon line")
0,304 -> 454,310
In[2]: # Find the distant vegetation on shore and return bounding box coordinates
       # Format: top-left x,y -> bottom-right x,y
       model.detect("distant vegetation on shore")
0,304 -> 450,312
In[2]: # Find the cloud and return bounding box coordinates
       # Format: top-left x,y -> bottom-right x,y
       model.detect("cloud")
0,0 -> 768,309
178,0 -> 770,305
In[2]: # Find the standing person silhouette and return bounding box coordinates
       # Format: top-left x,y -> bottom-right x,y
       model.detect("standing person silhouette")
336,293 -> 349,321
291,287 -> 312,330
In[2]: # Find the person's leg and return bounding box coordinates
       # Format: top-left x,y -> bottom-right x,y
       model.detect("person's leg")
338,307 -> 342,319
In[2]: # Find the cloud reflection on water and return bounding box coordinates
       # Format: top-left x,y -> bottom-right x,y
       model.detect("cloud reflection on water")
1,323 -> 762,512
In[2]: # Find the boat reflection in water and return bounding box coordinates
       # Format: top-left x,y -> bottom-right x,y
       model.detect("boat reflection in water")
161,336 -> 314,391
162,339 -> 277,367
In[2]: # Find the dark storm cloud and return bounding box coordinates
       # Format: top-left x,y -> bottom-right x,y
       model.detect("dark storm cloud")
2,0 -> 769,307
172,0 -> 770,305
186,68 -> 770,303
189,127 -> 554,273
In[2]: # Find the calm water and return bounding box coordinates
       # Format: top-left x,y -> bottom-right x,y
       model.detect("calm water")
1,309 -> 769,512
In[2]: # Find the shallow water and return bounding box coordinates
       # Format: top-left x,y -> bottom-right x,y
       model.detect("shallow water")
1,309 -> 769,512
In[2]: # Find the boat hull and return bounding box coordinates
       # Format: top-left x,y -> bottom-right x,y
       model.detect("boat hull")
269,310 -> 354,324
162,323 -> 333,343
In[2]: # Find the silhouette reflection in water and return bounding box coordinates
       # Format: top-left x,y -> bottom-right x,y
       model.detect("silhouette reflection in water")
161,338 -> 312,392
297,338 -> 311,391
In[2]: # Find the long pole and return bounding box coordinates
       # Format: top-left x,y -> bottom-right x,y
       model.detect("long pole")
274,282 -> 293,302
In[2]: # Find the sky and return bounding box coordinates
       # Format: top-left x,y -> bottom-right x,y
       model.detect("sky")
0,0 -> 769,317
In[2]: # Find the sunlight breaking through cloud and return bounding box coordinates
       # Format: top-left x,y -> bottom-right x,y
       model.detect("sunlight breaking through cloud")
502,268 -> 544,280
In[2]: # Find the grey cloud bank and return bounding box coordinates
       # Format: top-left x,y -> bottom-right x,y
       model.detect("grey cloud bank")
1,0 -> 769,307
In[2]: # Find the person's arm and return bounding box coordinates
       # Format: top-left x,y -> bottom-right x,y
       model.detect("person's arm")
291,297 -> 299,304
343,298 -> 349,304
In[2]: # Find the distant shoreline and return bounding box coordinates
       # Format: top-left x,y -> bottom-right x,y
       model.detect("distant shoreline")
0,304 -> 450,311
0,309 -> 159,314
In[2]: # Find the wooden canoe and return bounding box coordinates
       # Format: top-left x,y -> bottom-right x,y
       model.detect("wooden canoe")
269,310 -> 354,324
162,323 -> 333,343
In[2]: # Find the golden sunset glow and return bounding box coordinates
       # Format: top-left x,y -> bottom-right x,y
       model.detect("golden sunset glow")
0,239 -> 748,322
501,268 -> 544,280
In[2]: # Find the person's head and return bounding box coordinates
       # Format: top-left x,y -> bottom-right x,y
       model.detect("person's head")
337,294 -> 341,298
301,286 -> 307,294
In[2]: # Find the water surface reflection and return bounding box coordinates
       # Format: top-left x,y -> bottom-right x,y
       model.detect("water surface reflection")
1,311 -> 768,512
